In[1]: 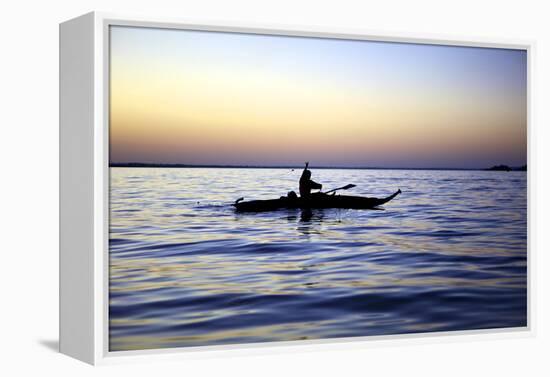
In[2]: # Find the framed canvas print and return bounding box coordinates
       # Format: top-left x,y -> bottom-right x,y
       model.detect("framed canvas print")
60,12 -> 532,365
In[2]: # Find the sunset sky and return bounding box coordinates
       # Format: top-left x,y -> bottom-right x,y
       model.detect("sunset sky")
109,26 -> 527,169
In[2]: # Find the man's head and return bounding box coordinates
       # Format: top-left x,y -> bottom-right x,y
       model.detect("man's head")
303,170 -> 311,179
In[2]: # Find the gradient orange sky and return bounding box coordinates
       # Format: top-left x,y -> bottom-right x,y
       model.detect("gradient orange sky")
109,26 -> 527,169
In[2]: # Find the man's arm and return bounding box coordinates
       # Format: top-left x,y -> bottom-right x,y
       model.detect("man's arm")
310,180 -> 322,190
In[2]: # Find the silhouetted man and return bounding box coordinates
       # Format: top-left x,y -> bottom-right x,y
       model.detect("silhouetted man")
299,162 -> 322,197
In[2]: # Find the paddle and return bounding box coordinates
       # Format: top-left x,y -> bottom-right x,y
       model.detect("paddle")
324,184 -> 356,195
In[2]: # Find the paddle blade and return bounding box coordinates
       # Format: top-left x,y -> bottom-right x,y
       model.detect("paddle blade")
324,183 -> 357,194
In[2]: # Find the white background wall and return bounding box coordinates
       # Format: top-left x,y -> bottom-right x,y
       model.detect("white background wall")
1,0 -> 548,375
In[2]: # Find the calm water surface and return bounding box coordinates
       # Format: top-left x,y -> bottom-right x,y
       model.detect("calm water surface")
109,168 -> 527,351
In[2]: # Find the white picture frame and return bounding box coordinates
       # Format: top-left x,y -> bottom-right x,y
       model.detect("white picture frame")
59,11 -> 534,365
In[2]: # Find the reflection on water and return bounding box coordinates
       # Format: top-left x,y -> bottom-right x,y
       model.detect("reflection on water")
109,168 -> 527,351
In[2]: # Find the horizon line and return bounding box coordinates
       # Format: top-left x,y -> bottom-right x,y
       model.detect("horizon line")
109,162 -> 527,171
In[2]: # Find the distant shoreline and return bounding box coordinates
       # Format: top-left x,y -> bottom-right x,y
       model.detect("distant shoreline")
109,162 -> 527,172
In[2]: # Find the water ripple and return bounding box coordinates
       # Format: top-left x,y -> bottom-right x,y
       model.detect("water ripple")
109,168 -> 527,351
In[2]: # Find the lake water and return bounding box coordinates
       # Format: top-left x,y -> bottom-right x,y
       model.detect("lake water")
109,167 -> 527,351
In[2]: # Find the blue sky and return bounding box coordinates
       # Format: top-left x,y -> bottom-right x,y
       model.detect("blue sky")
110,26 -> 527,168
